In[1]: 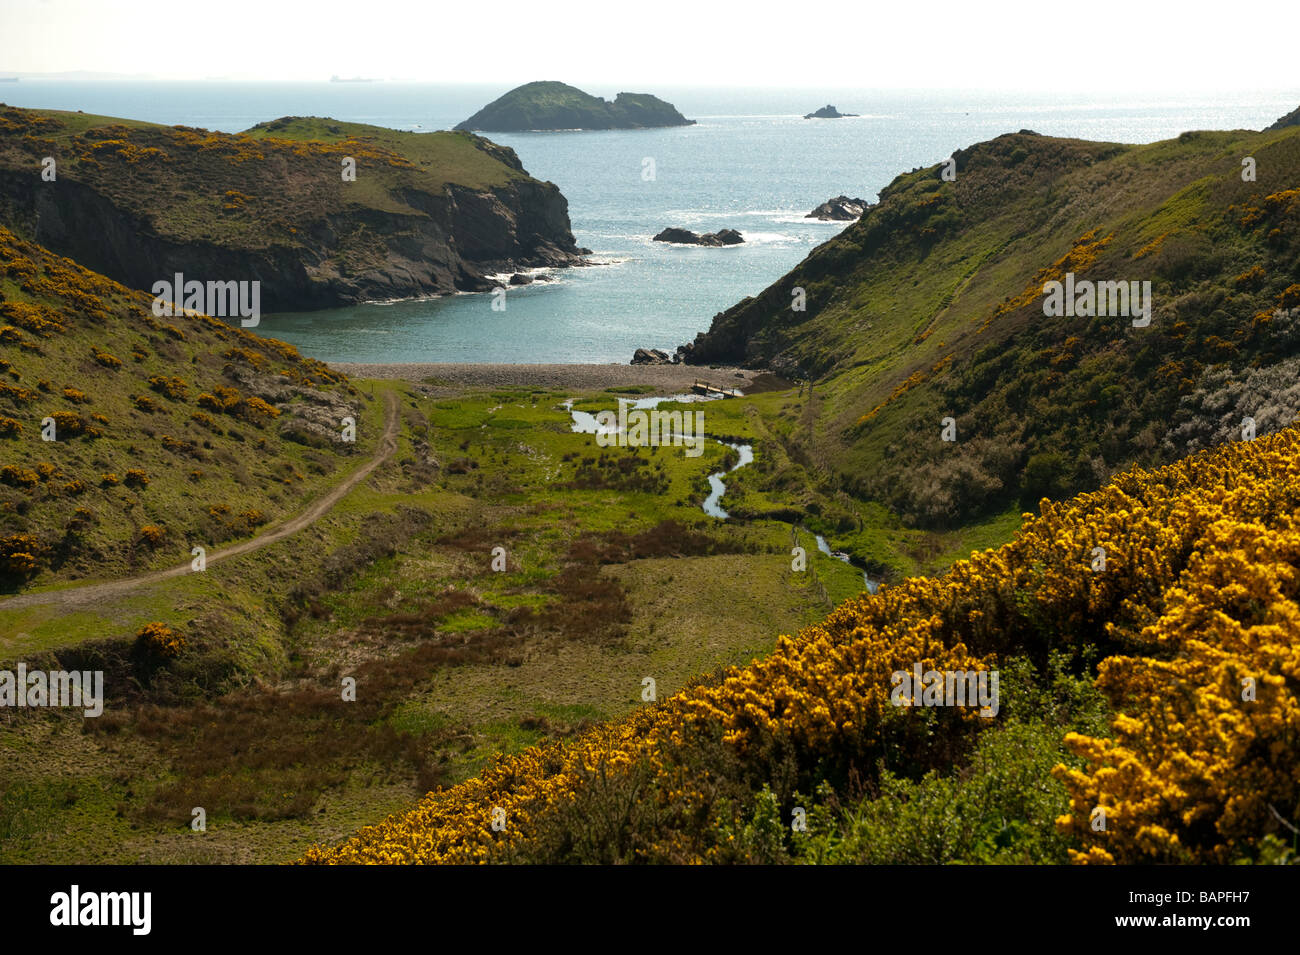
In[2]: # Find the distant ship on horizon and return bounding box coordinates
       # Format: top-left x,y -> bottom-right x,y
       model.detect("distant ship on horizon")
330,75 -> 376,83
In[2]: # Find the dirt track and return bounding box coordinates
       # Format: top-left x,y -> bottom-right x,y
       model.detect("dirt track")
0,390 -> 400,613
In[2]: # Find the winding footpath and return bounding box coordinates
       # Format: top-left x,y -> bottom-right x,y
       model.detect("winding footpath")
0,390 -> 400,613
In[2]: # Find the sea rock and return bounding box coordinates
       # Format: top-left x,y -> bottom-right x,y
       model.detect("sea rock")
804,105 -> 859,119
508,273 -> 533,285
806,196 -> 870,220
631,347 -> 672,365
653,227 -> 745,247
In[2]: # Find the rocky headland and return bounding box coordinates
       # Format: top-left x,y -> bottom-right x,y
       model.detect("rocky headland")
0,106 -> 588,310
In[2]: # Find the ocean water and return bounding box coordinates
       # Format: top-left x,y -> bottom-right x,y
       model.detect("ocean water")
5,82 -> 1297,364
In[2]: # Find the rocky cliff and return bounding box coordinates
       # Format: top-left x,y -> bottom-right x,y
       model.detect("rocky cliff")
0,107 -> 587,310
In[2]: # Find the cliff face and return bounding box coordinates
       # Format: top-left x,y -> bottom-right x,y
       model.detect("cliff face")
455,81 -> 694,131
0,107 -> 586,310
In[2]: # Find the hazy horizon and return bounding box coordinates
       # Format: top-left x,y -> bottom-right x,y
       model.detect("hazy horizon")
3,0 -> 1299,93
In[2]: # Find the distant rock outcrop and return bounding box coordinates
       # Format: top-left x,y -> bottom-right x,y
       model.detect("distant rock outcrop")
804,105 -> 858,119
653,227 -> 744,246
1266,104 -> 1300,131
806,196 -> 870,220
456,81 -> 695,132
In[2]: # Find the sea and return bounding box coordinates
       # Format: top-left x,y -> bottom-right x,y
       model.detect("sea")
3,81 -> 1296,364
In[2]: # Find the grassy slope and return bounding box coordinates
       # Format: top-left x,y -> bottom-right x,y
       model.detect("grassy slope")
0,226 -> 367,593
241,115 -> 527,191
692,124 -> 1300,546
0,104 -> 527,252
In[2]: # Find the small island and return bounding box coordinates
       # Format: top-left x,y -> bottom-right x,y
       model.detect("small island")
455,81 -> 695,132
653,227 -> 744,247
804,104 -> 859,119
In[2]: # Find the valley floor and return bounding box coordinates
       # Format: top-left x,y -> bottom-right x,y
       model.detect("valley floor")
0,371 -> 865,862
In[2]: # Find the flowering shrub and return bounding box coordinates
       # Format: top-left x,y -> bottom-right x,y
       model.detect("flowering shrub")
90,347 -> 122,368
123,469 -> 150,489
1055,519 -> 1300,863
134,622 -> 185,661
50,411 -> 86,436
0,302 -> 64,336
197,386 -> 281,424
147,375 -> 188,400
138,524 -> 166,546
223,346 -> 268,369
0,381 -> 36,403
1,465 -> 39,487
0,533 -> 46,578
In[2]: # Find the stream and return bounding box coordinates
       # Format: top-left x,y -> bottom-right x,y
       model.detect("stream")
815,534 -> 880,595
566,394 -> 752,516
701,442 -> 754,519
565,395 -> 876,592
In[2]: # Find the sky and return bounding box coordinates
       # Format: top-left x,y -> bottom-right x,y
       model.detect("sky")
2,0 -> 1298,92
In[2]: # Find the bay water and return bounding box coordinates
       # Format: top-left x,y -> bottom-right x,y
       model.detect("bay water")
4,81 -> 1294,363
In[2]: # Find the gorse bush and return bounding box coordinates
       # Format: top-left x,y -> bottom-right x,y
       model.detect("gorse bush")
133,622 -> 185,661
302,426 -> 1300,864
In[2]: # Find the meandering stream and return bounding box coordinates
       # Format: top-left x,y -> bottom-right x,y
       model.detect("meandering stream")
701,442 -> 754,519
565,394 -> 753,517
565,395 -> 875,591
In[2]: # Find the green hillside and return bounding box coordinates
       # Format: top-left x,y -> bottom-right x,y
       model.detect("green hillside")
0,104 -> 584,308
0,225 -> 371,593
688,123 -> 1300,548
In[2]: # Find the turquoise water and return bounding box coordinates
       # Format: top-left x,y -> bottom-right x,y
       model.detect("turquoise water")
5,82 -> 1297,363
